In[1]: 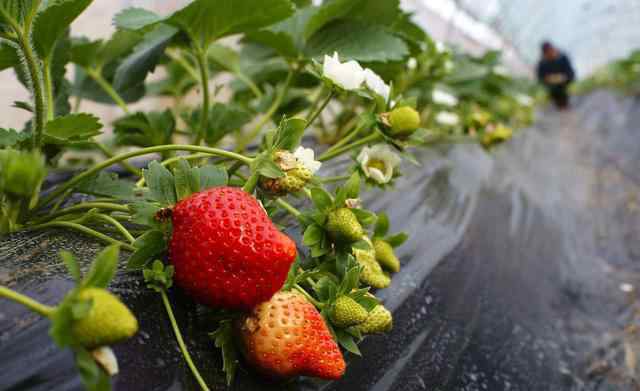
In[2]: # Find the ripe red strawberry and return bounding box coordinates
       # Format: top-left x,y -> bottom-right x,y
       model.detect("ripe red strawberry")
236,291 -> 346,380
169,187 -> 297,310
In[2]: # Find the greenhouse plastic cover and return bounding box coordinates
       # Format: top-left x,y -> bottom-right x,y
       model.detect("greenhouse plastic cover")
407,0 -> 640,77
1,90 -> 639,390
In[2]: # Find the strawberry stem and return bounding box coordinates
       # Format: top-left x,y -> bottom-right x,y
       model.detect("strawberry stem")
318,133 -> 381,162
305,89 -> 335,131
37,145 -> 253,208
241,171 -> 260,194
27,221 -> 137,251
0,286 -> 55,318
159,290 -> 210,391
275,198 -> 301,218
294,284 -> 324,309
34,202 -> 130,223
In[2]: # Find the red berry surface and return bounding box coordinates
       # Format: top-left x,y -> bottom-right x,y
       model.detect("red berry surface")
169,187 -> 297,310
237,291 -> 346,380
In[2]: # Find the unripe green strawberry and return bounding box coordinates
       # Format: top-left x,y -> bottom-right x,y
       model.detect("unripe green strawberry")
71,288 -> 138,349
260,167 -> 312,195
373,239 -> 400,273
353,243 -> 390,289
326,208 -> 364,243
331,296 -> 368,327
352,305 -> 392,334
389,106 -> 421,136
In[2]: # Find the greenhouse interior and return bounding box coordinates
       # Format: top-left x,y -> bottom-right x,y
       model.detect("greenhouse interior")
1,0 -> 639,390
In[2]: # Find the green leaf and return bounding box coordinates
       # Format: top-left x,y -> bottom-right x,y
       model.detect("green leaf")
344,172 -> 361,198
208,43 -> 242,73
374,212 -> 390,237
69,37 -> 103,68
386,232 -> 408,248
352,208 -> 376,226
0,0 -> 39,30
306,20 -> 409,63
203,103 -> 252,145
335,328 -> 361,356
302,224 -> 323,246
143,260 -> 173,291
246,7 -> 314,59
310,187 -> 333,211
210,320 -> 238,386
113,24 -> 177,91
71,298 -> 93,320
173,159 -> 200,201
0,41 -> 19,72
344,0 -> 400,27
114,110 -> 175,147
340,265 -> 361,294
129,202 -> 161,227
127,230 -> 166,270
97,29 -> 144,67
0,127 -> 28,147
75,346 -> 112,391
49,296 -> 75,347
255,157 -> 284,179
113,7 -> 162,31
81,244 -> 120,289
33,0 -> 93,60
198,165 -> 228,190
59,250 -> 81,282
144,161 -> 177,206
304,0 -> 359,39
44,113 -> 103,143
12,100 -> 33,112
77,172 -> 142,201
275,117 -> 307,151
351,239 -> 371,251
167,0 -> 294,49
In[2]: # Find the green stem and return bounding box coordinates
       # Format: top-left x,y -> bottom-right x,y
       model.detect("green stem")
319,133 -> 381,162
305,90 -> 334,130
15,27 -> 46,149
319,175 -> 351,184
35,202 -> 130,223
27,221 -> 136,251
160,290 -> 210,391
135,153 -> 211,187
166,49 -> 200,81
194,47 -> 210,146
0,286 -> 55,317
293,284 -> 324,309
95,142 -> 141,177
275,198 -> 301,218
236,71 -> 262,98
241,171 -> 259,194
235,70 -> 294,152
86,68 -> 129,114
38,145 -> 253,208
322,119 -> 370,157
92,213 -> 136,244
42,58 -> 55,120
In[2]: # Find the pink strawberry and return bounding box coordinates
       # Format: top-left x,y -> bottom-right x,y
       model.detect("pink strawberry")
236,291 -> 346,380
169,187 -> 297,310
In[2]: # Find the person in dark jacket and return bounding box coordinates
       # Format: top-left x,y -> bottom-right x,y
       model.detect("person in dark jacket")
537,41 -> 575,109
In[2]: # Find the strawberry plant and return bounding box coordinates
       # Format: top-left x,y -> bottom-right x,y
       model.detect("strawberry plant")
0,0 -> 538,389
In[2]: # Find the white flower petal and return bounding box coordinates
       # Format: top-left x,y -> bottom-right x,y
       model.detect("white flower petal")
323,52 -> 365,90
92,346 -> 119,376
368,168 -> 387,184
293,146 -> 322,173
363,68 -> 390,102
358,144 -> 400,184
432,89 -> 458,107
435,111 -> 460,126
408,58 -> 418,70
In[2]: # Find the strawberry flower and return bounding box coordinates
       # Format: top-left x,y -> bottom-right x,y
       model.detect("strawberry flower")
357,145 -> 401,184
432,89 -> 458,107
323,52 -> 365,90
363,68 -> 391,102
435,111 -> 460,126
293,146 -> 322,173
